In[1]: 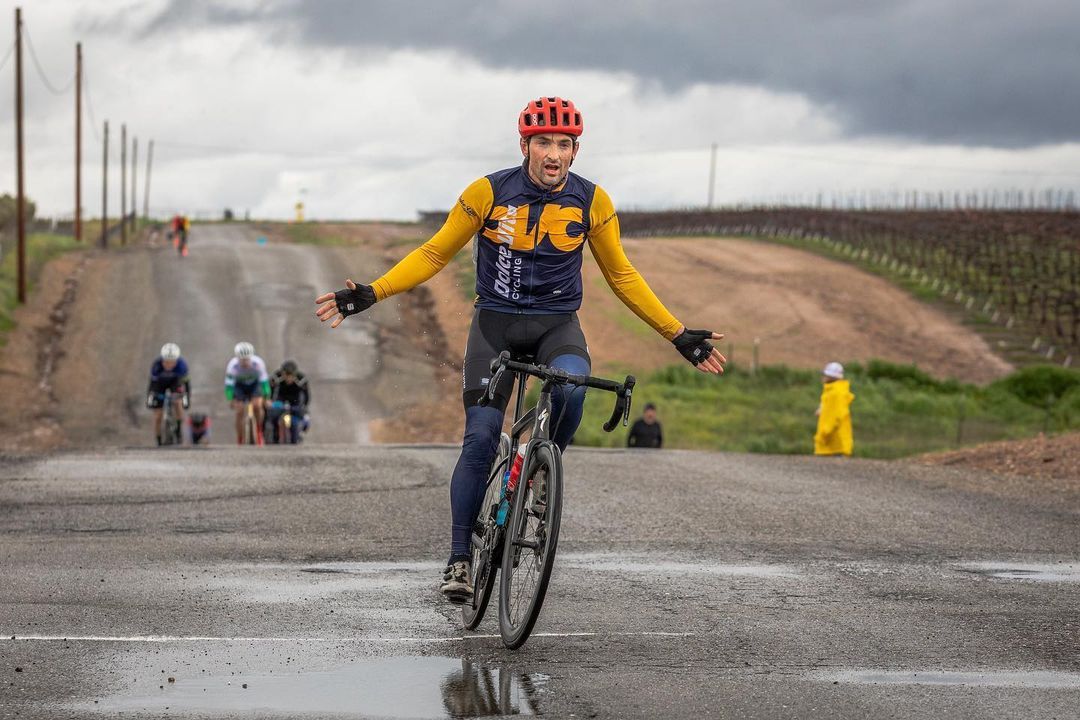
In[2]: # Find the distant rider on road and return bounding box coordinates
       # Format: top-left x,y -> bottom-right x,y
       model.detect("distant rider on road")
147,342 -> 190,445
267,359 -> 311,444
315,96 -> 725,602
225,341 -> 270,444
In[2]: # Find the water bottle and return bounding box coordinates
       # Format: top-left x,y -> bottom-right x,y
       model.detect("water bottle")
496,444 -> 526,525
506,443 -> 527,494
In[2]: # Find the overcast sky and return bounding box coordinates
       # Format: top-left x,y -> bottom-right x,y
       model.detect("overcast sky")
2,0 -> 1078,220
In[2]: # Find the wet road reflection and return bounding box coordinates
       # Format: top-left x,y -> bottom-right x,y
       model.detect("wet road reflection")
82,655 -> 546,718
441,659 -> 545,718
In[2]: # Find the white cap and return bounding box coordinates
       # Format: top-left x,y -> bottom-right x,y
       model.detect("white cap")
161,343 -> 181,361
823,361 -> 844,379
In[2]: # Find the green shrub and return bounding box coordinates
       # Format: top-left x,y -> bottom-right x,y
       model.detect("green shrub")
989,365 -> 1080,408
568,359 -> 1079,458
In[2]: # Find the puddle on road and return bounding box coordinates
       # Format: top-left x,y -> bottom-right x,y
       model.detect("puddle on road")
84,657 -> 546,717
560,553 -> 799,579
959,561 -> 1080,583
824,669 -> 1080,689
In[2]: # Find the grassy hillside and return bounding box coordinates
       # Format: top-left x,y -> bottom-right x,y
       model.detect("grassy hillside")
571,361 -> 1080,459
0,233 -> 82,344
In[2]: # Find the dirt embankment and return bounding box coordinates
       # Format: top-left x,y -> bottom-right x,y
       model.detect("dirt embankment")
0,252 -> 88,452
918,432 -> 1080,504
327,227 -> 1012,382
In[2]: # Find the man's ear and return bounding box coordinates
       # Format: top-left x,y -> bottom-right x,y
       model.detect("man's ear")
520,137 -> 529,157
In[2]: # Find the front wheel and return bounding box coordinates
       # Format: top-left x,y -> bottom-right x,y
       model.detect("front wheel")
243,405 -> 259,445
498,442 -> 563,649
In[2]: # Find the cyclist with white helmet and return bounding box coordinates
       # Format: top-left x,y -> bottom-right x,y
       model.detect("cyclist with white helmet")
225,341 -> 271,444
316,96 -> 726,602
146,342 -> 190,445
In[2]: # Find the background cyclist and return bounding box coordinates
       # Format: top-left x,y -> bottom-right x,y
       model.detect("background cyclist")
315,96 -> 725,603
266,359 -> 311,444
146,342 -> 190,446
224,341 -> 270,444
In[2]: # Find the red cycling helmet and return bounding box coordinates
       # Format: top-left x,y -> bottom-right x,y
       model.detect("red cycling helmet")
519,96 -> 583,138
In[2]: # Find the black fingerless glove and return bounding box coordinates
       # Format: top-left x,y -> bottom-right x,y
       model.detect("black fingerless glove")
672,328 -> 715,366
334,284 -> 377,318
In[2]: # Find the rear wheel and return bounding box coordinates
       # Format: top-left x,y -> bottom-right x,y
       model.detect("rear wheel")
462,433 -> 511,630
498,442 -> 563,649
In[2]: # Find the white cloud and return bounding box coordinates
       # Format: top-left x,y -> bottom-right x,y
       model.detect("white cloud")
0,3 -> 1076,221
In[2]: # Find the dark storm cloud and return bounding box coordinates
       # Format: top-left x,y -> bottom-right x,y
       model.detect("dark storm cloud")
135,0 -> 1079,147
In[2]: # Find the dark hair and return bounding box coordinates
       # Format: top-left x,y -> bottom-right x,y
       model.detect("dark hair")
643,403 -> 657,412
281,360 -> 299,374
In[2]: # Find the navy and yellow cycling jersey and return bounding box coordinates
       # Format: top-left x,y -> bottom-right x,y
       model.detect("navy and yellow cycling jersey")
371,163 -> 682,340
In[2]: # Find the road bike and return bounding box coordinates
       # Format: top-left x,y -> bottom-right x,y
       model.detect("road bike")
462,351 -> 635,648
269,401 -> 304,444
156,388 -> 185,446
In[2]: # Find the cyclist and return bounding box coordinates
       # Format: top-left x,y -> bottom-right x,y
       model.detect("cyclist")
225,341 -> 270,444
171,213 -> 189,256
146,342 -> 190,446
267,359 -> 311,444
315,96 -> 725,603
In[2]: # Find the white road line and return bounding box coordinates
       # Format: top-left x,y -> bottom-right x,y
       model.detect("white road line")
1,631 -> 693,644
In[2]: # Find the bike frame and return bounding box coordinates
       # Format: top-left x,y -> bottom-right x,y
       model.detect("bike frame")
484,353 -> 634,526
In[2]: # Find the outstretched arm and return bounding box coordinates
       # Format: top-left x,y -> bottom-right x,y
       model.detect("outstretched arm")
315,178 -> 491,328
588,186 -> 725,374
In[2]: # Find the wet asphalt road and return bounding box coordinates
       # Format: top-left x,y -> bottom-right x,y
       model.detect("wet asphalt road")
1,445 -> 1078,719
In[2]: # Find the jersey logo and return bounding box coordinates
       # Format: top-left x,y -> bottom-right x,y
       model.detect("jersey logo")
482,203 -> 586,252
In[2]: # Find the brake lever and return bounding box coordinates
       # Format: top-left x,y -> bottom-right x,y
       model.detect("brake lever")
622,376 -> 636,427
480,351 -> 511,407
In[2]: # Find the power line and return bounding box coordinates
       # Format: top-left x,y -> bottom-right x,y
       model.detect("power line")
0,38 -> 14,74
83,65 -> 102,142
22,23 -> 76,95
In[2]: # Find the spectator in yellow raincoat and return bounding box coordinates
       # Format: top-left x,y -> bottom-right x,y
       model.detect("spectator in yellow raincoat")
814,361 -> 854,456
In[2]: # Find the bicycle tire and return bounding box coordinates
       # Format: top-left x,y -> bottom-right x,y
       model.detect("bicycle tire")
462,433 -> 511,630
244,406 -> 256,445
162,402 -> 178,446
498,441 -> 563,649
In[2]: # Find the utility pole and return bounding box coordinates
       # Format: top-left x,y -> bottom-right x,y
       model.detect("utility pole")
101,120 -> 108,248
75,42 -> 82,242
120,123 -> 127,245
707,142 -> 717,210
143,139 -> 153,220
14,7 -> 26,304
130,136 -> 138,233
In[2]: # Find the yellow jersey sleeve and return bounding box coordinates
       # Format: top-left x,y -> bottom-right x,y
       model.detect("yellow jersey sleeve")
587,185 -> 683,340
370,178 -> 492,301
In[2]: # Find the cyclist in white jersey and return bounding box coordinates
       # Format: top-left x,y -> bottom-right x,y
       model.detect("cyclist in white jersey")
225,341 -> 270,445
